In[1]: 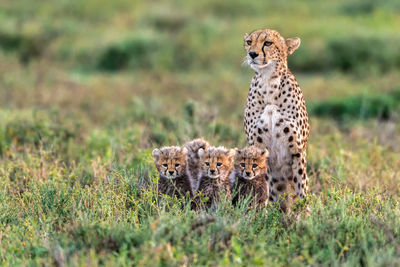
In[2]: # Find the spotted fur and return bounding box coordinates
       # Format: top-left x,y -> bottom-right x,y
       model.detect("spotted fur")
195,146 -> 235,209
231,146 -> 269,209
243,29 -> 310,211
185,138 -> 210,190
152,146 -> 193,198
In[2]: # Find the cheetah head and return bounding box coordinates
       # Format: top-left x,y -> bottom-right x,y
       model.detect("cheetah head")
152,146 -> 188,179
243,29 -> 300,71
198,146 -> 235,179
234,146 -> 269,180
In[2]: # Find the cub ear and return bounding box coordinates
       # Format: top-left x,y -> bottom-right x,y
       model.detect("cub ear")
260,149 -> 269,158
198,148 -> 205,158
244,33 -> 249,40
233,148 -> 239,158
285,37 -> 301,55
227,149 -> 236,160
181,147 -> 188,157
152,148 -> 160,161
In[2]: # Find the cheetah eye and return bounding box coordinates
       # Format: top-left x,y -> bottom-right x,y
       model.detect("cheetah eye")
240,163 -> 245,168
246,40 -> 252,45
162,163 -> 168,167
216,162 -> 222,167
264,41 -> 273,47
252,163 -> 258,168
175,163 -> 180,167
205,162 -> 210,166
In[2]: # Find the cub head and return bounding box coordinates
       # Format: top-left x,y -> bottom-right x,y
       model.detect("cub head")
185,138 -> 210,158
152,146 -> 188,179
198,146 -> 235,179
234,146 -> 269,180
243,28 -> 300,71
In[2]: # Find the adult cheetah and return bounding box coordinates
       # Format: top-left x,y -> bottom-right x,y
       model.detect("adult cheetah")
242,29 -> 310,210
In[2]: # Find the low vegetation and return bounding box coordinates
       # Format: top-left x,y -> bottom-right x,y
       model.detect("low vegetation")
308,87 -> 400,121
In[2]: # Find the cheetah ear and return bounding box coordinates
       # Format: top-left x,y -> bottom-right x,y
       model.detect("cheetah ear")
198,148 -> 205,159
286,37 -> 301,55
152,148 -> 160,161
244,33 -> 249,40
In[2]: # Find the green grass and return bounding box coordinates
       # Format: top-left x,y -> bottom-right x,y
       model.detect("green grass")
0,140 -> 399,266
0,0 -> 400,266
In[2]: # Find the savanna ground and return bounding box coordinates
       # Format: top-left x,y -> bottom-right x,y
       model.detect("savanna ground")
1,0 -> 400,266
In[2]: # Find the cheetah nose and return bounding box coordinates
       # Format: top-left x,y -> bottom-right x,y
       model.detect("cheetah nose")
245,171 -> 251,176
169,171 -> 174,175
210,170 -> 216,174
249,52 -> 258,59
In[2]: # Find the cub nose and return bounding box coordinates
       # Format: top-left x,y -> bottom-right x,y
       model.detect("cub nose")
169,171 -> 174,175
245,171 -> 251,176
210,170 -> 216,174
249,52 -> 258,59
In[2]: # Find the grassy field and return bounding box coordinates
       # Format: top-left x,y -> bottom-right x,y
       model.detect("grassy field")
1,0 -> 400,266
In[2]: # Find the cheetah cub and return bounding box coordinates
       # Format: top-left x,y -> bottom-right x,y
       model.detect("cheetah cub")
231,146 -> 269,210
152,146 -> 193,198
195,146 -> 235,209
184,138 -> 210,190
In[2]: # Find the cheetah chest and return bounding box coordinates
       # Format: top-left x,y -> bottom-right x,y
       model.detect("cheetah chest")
245,87 -> 292,180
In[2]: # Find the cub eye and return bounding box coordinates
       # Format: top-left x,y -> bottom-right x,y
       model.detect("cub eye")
162,163 -> 168,167
252,164 -> 258,168
264,41 -> 273,47
246,40 -> 252,45
175,163 -> 180,167
205,162 -> 210,166
216,162 -> 222,167
240,163 -> 245,168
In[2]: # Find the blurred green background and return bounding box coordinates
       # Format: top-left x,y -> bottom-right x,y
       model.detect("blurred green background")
0,0 -> 400,160
1,0 -> 400,149
2,0 -> 400,134
1,0 -> 400,265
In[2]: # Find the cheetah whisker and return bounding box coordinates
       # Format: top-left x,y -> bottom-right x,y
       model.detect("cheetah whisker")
242,57 -> 249,67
